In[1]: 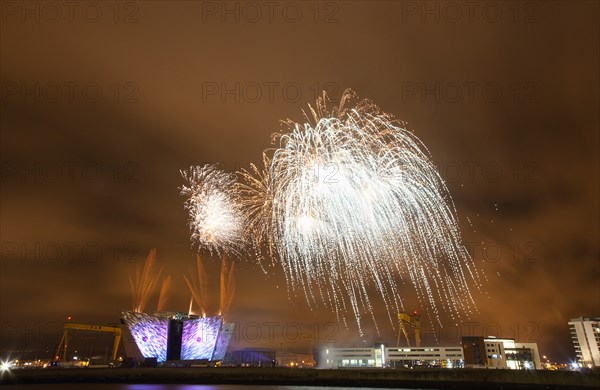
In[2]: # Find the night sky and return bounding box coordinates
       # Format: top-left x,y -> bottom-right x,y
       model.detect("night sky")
1,1 -> 598,362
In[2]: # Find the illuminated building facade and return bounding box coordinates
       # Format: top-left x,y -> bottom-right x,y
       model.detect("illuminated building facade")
569,317 -> 600,368
386,346 -> 464,368
318,338 -> 540,369
317,344 -> 463,368
317,346 -> 384,368
462,336 -> 540,369
120,311 -> 234,362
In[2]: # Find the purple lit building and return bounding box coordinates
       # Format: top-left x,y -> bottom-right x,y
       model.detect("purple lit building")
121,311 -> 234,362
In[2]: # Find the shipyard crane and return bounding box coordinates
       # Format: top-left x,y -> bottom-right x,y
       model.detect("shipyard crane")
55,322 -> 122,362
396,311 -> 421,348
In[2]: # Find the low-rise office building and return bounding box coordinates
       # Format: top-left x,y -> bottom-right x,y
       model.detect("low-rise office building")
462,336 -> 540,369
317,344 -> 463,369
317,337 -> 540,370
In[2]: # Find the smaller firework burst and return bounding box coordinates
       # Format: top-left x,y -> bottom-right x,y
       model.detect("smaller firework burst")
180,165 -> 245,256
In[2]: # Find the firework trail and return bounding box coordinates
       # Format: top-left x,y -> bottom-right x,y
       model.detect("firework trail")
184,254 -> 209,317
157,275 -> 171,312
182,253 -> 236,319
180,165 -> 245,256
219,253 -> 236,319
129,248 -> 164,313
238,89 -> 481,334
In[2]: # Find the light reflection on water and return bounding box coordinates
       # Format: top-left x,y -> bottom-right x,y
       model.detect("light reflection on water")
122,386 -> 375,390
8,385 -> 401,390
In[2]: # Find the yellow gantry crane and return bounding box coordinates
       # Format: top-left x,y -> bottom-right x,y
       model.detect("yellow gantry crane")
55,322 -> 122,362
396,311 -> 421,348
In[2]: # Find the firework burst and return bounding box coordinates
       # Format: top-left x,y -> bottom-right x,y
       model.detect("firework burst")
238,90 -> 481,334
180,165 -> 245,256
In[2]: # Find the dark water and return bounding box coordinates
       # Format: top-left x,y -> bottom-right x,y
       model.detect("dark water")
4,386 -> 420,390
